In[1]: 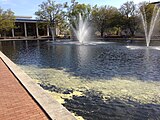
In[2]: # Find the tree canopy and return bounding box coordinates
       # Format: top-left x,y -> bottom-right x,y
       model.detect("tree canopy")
139,2 -> 157,25
0,7 -> 15,36
34,0 -> 160,38
35,0 -> 67,40
119,1 -> 140,36
91,5 -> 119,37
66,0 -> 91,29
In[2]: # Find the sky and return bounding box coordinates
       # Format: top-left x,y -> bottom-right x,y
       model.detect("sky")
0,0 -> 158,18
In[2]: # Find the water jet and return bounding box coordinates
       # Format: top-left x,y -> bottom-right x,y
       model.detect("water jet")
71,14 -> 91,44
140,2 -> 160,47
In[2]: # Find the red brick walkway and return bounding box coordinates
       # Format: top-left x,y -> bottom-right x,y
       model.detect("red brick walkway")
0,58 -> 49,120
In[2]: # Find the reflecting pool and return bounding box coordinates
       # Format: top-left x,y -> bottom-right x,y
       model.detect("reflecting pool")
1,40 -> 160,120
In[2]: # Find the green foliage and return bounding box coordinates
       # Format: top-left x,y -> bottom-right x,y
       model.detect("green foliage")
119,1 -> 140,36
139,2 -> 157,25
35,0 -> 66,28
57,15 -> 70,35
120,1 -> 137,18
91,5 -> 119,37
0,7 -> 15,36
69,3 -> 91,18
34,0 -> 159,37
66,1 -> 91,29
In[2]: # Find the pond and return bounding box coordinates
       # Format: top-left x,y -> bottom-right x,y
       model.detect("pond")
1,40 -> 160,120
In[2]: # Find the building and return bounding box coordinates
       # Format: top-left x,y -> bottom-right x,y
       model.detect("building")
4,16 -> 50,38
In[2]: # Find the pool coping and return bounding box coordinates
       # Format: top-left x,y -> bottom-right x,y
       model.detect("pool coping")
0,51 -> 76,120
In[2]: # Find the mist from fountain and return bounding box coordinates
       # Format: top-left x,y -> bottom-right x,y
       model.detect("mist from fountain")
71,14 -> 91,43
140,4 -> 160,47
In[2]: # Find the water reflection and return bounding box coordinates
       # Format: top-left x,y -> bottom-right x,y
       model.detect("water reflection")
63,90 -> 160,120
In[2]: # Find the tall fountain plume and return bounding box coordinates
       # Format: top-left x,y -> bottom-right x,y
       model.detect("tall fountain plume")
140,3 -> 160,47
71,14 -> 91,43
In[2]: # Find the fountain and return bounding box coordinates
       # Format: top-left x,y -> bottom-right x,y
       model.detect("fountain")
140,2 -> 160,47
52,14 -> 109,45
71,14 -> 91,43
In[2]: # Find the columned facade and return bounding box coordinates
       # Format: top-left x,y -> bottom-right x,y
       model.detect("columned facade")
0,16 -> 52,38
0,17 -> 52,38
7,18 -> 50,38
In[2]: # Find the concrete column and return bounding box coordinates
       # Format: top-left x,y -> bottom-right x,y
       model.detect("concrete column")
47,25 -> 50,36
24,22 -> 27,37
12,29 -> 15,37
36,23 -> 39,37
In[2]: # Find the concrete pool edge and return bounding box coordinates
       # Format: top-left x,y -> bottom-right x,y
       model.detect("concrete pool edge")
0,51 -> 76,120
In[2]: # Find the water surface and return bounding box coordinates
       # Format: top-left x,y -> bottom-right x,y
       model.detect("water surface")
1,40 -> 160,120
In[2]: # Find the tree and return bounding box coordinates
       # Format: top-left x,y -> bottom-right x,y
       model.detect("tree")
57,15 -> 70,36
0,7 -> 15,37
35,0 -> 67,41
119,1 -> 140,36
110,11 -> 124,35
67,0 -> 91,32
91,5 -> 119,37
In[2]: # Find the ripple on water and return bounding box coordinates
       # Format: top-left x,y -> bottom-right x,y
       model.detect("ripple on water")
20,65 -> 160,120
1,40 -> 160,119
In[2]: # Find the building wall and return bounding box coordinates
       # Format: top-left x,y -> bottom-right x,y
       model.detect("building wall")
1,20 -> 49,38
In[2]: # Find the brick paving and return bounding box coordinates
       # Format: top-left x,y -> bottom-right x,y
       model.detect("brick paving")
0,58 -> 49,120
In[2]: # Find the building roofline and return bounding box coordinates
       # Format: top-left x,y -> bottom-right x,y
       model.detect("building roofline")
15,16 -> 32,19
15,18 -> 45,23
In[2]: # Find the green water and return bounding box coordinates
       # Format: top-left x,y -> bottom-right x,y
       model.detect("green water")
20,65 -> 160,120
